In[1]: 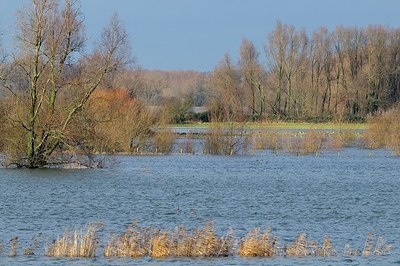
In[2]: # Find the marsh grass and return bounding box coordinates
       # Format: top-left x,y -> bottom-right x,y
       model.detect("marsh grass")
45,225 -> 98,258
344,233 -> 391,256
151,222 -> 234,258
8,237 -> 18,257
237,228 -> 278,257
2,223 -> 392,259
104,222 -> 234,258
104,221 -> 152,257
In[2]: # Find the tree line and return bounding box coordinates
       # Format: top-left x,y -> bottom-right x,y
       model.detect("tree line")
210,22 -> 400,122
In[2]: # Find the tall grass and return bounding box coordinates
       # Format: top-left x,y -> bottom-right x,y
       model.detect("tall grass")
237,228 -> 277,257
45,225 -> 98,258
104,221 -> 151,257
104,222 -> 234,258
2,222 -> 392,259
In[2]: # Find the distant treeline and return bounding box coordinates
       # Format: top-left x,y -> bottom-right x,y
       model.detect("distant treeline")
120,22 -> 400,123
210,22 -> 400,122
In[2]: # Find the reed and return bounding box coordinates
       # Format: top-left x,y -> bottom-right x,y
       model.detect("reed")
285,233 -> 315,257
3,222 -> 392,259
150,222 -> 234,258
237,228 -> 277,257
104,221 -> 152,258
45,225 -> 98,258
8,237 -> 18,257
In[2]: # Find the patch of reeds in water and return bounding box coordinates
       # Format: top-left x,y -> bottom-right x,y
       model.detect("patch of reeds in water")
104,221 -> 234,258
2,222 -> 392,259
237,228 -> 277,257
104,221 -> 152,257
45,224 -> 98,258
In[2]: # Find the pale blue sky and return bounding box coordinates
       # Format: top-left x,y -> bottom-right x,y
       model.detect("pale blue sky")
1,0 -> 400,71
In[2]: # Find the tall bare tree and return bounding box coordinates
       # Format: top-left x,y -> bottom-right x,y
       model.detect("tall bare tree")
239,38 -> 265,120
0,0 -> 131,168
210,53 -> 242,121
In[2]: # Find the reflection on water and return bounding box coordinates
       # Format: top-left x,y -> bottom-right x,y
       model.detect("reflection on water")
0,148 -> 399,264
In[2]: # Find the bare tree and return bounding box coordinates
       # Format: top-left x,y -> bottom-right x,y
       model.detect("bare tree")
0,0 -> 131,168
210,53 -> 243,122
239,38 -> 265,120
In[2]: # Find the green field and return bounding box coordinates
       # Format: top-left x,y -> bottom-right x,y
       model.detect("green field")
167,122 -> 367,131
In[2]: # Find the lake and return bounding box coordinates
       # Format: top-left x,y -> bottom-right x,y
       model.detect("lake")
0,147 -> 399,265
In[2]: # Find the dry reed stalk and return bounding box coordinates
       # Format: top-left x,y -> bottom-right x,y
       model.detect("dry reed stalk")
318,236 -> 336,256
237,228 -> 277,257
361,233 -> 391,256
286,233 -> 310,257
363,233 -> 374,256
45,225 -> 98,258
8,237 -> 18,257
149,222 -> 233,258
104,221 -> 151,258
150,230 -> 171,258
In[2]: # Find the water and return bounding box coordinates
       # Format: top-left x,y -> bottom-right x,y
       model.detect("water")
0,148 -> 399,265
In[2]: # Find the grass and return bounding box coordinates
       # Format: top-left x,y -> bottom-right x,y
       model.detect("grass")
0,222 -> 383,259
45,224 -> 99,258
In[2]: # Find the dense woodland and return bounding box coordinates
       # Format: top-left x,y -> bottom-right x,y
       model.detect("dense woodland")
211,23 -> 400,122
0,0 -> 400,167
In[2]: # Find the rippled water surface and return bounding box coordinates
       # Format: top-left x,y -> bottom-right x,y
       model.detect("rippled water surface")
1,148 -> 400,265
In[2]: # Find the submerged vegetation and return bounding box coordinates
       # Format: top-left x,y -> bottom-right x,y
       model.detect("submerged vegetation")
1,222 -> 391,260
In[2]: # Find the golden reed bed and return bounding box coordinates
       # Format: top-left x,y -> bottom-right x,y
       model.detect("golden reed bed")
1,221 -> 390,259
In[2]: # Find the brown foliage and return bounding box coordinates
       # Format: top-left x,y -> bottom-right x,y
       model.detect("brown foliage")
364,108 -> 400,155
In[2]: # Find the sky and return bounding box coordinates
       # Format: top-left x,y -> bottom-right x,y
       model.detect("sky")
1,0 -> 400,71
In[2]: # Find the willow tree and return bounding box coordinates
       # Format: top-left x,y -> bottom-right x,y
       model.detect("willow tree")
0,0 -> 131,168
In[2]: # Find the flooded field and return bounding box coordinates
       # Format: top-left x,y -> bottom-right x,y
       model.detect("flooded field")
0,147 -> 399,265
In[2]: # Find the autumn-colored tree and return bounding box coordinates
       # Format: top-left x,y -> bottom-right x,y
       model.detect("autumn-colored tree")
210,53 -> 243,122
